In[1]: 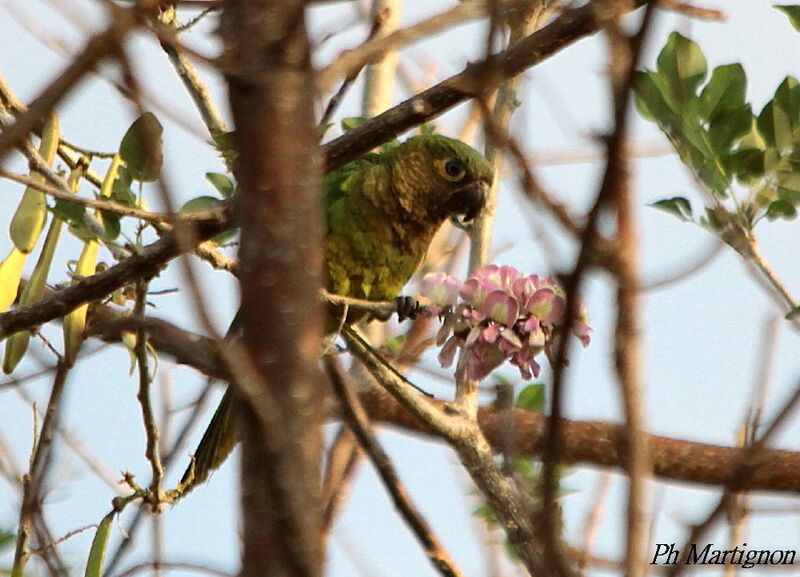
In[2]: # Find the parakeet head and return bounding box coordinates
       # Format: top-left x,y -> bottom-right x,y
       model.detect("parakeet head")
388,135 -> 494,224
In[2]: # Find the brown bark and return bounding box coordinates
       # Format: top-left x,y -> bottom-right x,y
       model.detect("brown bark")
220,1 -> 323,577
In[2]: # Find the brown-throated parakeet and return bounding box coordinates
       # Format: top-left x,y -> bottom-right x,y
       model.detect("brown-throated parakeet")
180,134 -> 494,492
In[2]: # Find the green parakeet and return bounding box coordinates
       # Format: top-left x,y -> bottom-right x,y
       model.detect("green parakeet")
181,134 -> 494,492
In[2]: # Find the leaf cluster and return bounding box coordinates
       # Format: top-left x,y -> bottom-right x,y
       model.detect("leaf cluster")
635,29 -> 800,232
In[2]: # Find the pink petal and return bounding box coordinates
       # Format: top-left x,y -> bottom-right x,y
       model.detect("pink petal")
475,264 -> 500,281
438,336 -> 460,368
481,323 -> 500,344
482,290 -> 519,326
465,325 -> 483,348
527,325 -> 546,347
499,265 -> 521,290
523,315 -> 540,333
499,328 -> 522,349
573,322 -> 592,347
459,278 -> 484,307
527,288 -> 564,324
512,276 -> 535,304
420,272 -> 461,305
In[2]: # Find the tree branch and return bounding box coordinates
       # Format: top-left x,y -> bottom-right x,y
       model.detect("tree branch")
90,313 -> 800,495
221,1 -> 324,577
321,0 -> 648,172
0,203 -> 231,338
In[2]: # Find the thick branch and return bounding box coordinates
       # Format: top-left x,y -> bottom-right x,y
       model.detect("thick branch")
89,316 -> 800,494
221,1 -> 324,577
363,387 -> 800,495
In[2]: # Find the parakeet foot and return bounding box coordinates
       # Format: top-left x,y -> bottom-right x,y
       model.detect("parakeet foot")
395,296 -> 421,322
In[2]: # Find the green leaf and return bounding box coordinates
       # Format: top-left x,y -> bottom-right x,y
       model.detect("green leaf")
775,5 -> 800,31
0,529 -> 14,550
84,512 -> 114,577
786,305 -> 800,320
776,170 -> 800,203
111,171 -> 137,208
211,130 -> 237,167
698,64 -> 747,122
97,210 -> 121,241
708,105 -> 752,150
516,384 -> 546,413
119,112 -> 163,182
650,197 -> 694,222
182,196 -> 234,243
765,199 -> 797,220
181,196 -> 220,213
212,130 -> 235,153
340,117 -> 367,132
209,229 -> 237,246
728,147 -> 766,182
757,76 -> 800,151
656,32 -> 707,107
205,172 -> 234,198
633,70 -> 680,127
51,198 -> 87,224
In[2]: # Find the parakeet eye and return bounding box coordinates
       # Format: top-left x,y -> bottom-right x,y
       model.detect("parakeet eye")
441,158 -> 466,181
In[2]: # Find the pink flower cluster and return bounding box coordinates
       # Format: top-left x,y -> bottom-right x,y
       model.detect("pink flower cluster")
420,265 -> 591,382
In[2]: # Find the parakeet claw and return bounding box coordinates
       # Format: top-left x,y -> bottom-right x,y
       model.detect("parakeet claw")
395,296 -> 421,322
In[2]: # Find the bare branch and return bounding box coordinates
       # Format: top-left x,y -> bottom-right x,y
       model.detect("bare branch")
324,356 -> 466,577
322,0 -> 649,173
0,5 -> 137,162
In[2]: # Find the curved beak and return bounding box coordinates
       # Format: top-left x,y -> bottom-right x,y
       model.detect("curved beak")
446,179 -> 489,223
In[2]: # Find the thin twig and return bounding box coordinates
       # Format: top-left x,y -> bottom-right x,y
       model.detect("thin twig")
657,0 -> 724,20
322,0 -> 650,173
577,472 -> 612,576
320,426 -> 361,539
0,169 -> 182,223
343,325 -> 554,576
664,380 -> 800,577
156,7 -> 229,141
0,6 -> 136,162
113,561 -> 232,577
320,0 -> 490,93
479,100 -> 583,236
541,4 -> 657,575
324,356 -> 466,577
603,4 -> 659,576
14,373 -> 127,493
104,383 -> 216,573
11,362 -> 71,577
134,278 -> 164,513
745,237 -> 797,313
26,524 -> 97,555
641,240 -> 724,291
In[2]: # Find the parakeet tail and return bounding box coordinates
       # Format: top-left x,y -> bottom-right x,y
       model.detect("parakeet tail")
180,388 -> 237,493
